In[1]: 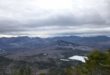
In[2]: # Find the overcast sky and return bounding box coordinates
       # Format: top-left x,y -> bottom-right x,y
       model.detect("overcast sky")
0,0 -> 110,37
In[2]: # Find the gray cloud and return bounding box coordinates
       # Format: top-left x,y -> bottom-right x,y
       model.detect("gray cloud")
28,11 -> 106,27
0,0 -> 110,37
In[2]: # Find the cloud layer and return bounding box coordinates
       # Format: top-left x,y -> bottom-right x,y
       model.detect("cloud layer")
0,0 -> 110,37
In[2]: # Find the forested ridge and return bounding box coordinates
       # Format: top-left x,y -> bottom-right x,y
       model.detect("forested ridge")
0,49 -> 110,75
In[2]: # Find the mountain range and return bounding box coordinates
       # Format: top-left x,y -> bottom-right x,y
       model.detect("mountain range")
0,36 -> 110,59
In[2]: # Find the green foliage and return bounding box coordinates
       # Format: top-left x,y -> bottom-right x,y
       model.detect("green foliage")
39,73 -> 46,75
48,50 -> 110,75
0,49 -> 110,75
12,65 -> 32,75
81,50 -> 110,75
64,67 -> 74,75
